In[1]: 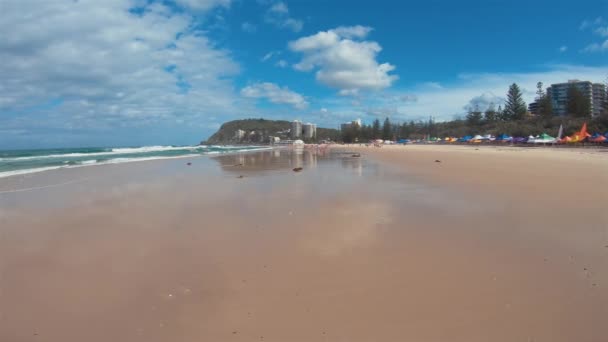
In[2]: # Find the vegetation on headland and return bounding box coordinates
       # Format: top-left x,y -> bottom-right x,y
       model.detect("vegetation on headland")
341,82 -> 608,143
203,118 -> 340,144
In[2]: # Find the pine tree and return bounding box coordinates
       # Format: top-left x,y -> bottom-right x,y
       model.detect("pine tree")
372,119 -> 381,139
382,117 -> 392,140
484,102 -> 497,122
504,83 -> 527,121
466,105 -> 483,126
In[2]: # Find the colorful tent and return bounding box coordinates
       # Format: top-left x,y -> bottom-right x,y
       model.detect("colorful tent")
496,134 -> 512,142
512,137 -> 527,143
532,133 -> 556,144
470,135 -> 484,143
560,122 -> 591,143
458,135 -> 473,142
590,133 -> 607,143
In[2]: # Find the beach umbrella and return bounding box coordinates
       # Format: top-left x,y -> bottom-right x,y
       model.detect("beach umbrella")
557,124 -> 564,140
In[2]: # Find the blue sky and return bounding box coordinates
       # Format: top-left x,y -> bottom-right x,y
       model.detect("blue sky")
1,0 -> 607,148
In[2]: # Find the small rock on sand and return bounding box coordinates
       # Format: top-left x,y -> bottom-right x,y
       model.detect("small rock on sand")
293,167 -> 303,172
434,160 -> 441,163
237,175 -> 244,179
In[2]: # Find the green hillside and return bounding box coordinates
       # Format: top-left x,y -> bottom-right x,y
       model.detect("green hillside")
202,118 -> 340,144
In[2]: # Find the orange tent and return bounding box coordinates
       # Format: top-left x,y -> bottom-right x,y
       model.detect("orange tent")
560,122 -> 591,143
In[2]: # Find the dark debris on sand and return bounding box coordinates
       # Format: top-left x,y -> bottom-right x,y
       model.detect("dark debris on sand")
293,167 -> 303,172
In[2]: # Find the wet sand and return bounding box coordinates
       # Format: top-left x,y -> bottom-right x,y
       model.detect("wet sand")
1,147 -> 607,342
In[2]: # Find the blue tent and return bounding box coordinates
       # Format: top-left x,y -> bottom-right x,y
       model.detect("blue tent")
458,135 -> 473,142
397,139 -> 410,144
495,134 -> 512,141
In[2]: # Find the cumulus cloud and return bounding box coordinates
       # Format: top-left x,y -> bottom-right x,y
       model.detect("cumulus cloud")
241,21 -> 257,33
275,60 -> 288,68
580,17 -> 604,31
264,1 -> 303,32
463,92 -> 504,111
582,40 -> 608,53
241,82 -> 308,109
288,26 -> 397,95
579,17 -> 608,53
559,46 -> 568,52
173,0 -> 231,11
0,0 -> 244,146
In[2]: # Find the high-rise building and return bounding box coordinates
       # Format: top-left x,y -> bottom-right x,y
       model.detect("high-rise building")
302,123 -> 317,139
528,101 -> 539,116
547,80 -> 606,117
290,120 -> 302,139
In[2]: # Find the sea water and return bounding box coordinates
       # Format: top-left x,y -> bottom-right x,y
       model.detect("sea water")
0,145 -> 269,178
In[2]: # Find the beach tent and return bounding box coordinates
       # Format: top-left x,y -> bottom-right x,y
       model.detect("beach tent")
512,136 -> 527,143
496,134 -> 512,142
526,135 -> 537,143
458,135 -> 473,142
481,134 -> 495,141
470,135 -> 484,143
533,133 -> 556,144
561,122 -> 591,143
397,139 -> 410,144
590,133 -> 607,143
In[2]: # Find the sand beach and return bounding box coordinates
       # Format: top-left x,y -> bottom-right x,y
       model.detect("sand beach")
1,146 -> 607,342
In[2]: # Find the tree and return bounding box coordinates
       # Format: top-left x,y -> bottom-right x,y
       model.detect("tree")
372,119 -> 381,139
535,81 -> 553,118
484,102 -> 497,122
382,117 -> 392,140
567,85 -> 591,117
504,83 -> 527,121
497,104 -> 509,121
466,105 -> 483,126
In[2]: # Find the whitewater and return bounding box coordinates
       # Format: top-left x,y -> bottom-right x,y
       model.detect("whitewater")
0,145 -> 270,178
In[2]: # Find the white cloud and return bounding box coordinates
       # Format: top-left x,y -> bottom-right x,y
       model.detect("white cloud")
579,17 -> 608,53
582,40 -> 608,53
241,21 -> 257,33
580,17 -> 605,30
268,1 -> 288,13
594,26 -> 608,37
173,0 -> 231,11
264,1 -> 303,32
261,50 -> 280,62
289,26 -> 397,95
559,45 -> 568,52
275,60 -> 288,68
241,82 -> 308,109
332,25 -> 373,39
0,0 -> 244,144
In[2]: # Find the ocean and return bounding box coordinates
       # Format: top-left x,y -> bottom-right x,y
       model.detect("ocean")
0,145 -> 269,178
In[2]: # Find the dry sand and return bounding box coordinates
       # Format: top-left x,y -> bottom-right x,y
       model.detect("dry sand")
0,147 -> 607,342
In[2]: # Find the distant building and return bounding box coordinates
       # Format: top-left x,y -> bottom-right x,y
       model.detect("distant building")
302,123 -> 317,139
528,101 -> 539,116
547,80 -> 606,117
341,119 -> 362,131
290,120 -> 302,139
234,129 -> 245,141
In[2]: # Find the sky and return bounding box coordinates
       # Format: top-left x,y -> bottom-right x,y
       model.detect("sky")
1,0 -> 608,148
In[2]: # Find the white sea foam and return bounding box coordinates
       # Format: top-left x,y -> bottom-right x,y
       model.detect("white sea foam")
0,146 -> 271,179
